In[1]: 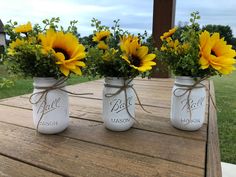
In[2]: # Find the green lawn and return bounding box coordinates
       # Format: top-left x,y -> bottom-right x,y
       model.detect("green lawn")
0,65 -> 235,164
0,65 -> 91,99
213,73 -> 236,164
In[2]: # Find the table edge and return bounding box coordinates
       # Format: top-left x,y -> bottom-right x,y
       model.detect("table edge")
206,80 -> 222,177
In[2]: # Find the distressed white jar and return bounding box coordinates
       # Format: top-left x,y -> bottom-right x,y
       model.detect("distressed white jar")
31,77 -> 69,134
170,76 -> 206,131
102,77 -> 135,131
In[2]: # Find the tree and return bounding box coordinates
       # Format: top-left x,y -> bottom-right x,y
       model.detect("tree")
79,34 -> 95,47
231,37 -> 236,50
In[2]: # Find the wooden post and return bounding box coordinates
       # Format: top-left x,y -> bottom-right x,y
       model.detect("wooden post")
152,0 -> 176,78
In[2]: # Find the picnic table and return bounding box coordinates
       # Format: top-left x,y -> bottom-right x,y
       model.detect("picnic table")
0,78 -> 221,177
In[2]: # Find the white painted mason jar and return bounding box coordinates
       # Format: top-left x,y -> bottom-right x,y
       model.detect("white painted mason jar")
170,76 -> 206,131
31,77 -> 69,134
102,77 -> 135,131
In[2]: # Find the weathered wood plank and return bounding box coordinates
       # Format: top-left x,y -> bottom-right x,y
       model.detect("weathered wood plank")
206,81 -> 222,177
0,122 -> 204,177
0,155 -> 62,177
0,97 -> 208,140
0,105 -> 206,167
65,78 -> 174,108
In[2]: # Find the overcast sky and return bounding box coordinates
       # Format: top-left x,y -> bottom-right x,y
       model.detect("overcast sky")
1,0 -> 236,36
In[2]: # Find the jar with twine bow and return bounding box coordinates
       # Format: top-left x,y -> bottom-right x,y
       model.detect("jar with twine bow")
103,77 -> 135,131
171,76 -> 207,131
86,19 -> 157,131
4,18 -> 88,134
30,77 -> 92,134
159,12 -> 236,131
30,77 -> 69,134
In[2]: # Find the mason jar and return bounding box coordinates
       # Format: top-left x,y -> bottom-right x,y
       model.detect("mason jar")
102,77 -> 135,131
170,76 -> 206,131
31,77 -> 69,134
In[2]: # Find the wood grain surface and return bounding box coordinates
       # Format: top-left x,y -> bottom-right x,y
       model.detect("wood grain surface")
0,78 -> 221,177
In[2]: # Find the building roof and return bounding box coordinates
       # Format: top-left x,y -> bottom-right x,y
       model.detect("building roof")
0,19 -> 4,33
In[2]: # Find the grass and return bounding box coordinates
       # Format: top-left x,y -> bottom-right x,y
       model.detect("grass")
0,65 -> 235,164
213,73 -> 236,164
0,65 -> 91,99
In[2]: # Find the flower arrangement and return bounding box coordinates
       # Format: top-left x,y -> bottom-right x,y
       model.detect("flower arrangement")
158,12 -> 236,78
4,17 -> 86,78
85,19 -> 157,78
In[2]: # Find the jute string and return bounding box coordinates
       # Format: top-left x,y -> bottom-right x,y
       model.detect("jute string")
104,78 -> 150,123
29,77 -> 93,131
173,76 -> 217,124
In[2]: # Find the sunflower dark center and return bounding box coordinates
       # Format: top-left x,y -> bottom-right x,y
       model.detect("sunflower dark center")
100,36 -> 108,41
130,55 -> 141,67
54,48 -> 70,60
211,50 -> 217,57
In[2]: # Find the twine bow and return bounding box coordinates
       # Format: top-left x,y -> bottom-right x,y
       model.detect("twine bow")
29,77 -> 93,131
104,78 -> 150,123
173,76 -> 216,124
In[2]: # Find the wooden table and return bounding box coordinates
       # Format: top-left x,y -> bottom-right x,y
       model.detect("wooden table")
0,78 -> 221,177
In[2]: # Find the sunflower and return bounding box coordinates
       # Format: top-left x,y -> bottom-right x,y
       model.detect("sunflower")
119,35 -> 140,52
98,41 -> 109,50
121,38 -> 156,72
167,39 -> 180,51
7,39 -> 26,55
199,30 -> 236,75
160,27 -> 177,41
14,22 -> 32,33
38,29 -> 86,76
93,31 -> 110,42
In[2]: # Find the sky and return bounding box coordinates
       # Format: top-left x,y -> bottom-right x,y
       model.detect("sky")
1,0 -> 236,36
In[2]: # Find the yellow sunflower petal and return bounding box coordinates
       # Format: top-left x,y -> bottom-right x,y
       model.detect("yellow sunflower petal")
144,61 -> 156,66
71,67 -> 82,75
75,61 -> 86,67
14,22 -> 32,33
143,54 -> 156,62
160,27 -> 177,41
134,65 -> 151,72
121,55 -> 131,64
137,46 -> 148,59
199,56 -> 209,69
98,41 -> 109,50
71,44 -> 86,59
64,62 -> 77,70
55,52 -> 65,62
60,65 -> 70,76
200,31 -> 210,49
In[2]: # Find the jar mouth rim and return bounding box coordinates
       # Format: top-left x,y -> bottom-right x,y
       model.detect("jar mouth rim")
33,77 -> 57,80
175,76 -> 201,80
105,77 -> 133,81
105,76 -> 132,79
33,77 -> 66,88
104,77 -> 133,86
